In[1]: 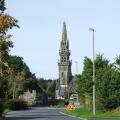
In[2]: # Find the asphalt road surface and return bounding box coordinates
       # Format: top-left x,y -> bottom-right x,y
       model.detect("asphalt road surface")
6,107 -> 83,120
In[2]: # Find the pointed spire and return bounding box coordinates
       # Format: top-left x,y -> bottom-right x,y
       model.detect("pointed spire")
62,22 -> 67,41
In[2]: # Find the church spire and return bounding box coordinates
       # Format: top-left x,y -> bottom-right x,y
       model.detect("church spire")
62,22 -> 67,41
57,22 -> 72,99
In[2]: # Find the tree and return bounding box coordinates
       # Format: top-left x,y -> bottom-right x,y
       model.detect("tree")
0,0 -> 19,35
0,0 -> 19,100
0,0 -> 6,12
8,56 -> 32,78
77,54 -> 120,110
0,36 -> 14,99
37,78 -> 56,98
6,55 -> 35,99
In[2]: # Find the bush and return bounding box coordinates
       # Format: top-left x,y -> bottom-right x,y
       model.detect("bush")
0,101 -> 4,118
5,99 -> 13,109
12,99 -> 28,110
5,99 -> 28,110
56,101 -> 65,108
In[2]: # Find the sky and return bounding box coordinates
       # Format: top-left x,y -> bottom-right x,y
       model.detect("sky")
5,0 -> 120,79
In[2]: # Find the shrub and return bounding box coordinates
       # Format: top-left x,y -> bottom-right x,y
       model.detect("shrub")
5,99 -> 28,110
12,99 -> 28,110
4,99 -> 13,109
0,101 -> 4,118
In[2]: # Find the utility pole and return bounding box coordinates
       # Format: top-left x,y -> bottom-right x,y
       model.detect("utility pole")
89,28 -> 96,115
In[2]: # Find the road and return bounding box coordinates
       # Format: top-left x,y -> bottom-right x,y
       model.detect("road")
6,107 -> 84,120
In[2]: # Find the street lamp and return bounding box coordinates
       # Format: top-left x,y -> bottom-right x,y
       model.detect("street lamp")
89,28 -> 95,115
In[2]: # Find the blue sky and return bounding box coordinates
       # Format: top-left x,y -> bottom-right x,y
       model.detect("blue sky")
6,0 -> 120,79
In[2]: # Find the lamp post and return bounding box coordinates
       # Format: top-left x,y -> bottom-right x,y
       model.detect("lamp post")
89,28 -> 95,115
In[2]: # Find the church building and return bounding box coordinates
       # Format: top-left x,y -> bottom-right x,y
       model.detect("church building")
56,22 -> 74,99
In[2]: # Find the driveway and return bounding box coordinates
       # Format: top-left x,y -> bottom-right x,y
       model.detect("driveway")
6,107 -> 83,120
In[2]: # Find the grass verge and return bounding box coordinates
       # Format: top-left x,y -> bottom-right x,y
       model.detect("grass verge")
63,107 -> 120,120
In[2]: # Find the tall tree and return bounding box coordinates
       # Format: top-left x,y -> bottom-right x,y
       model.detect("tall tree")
7,55 -> 35,98
0,0 -> 19,99
77,54 -> 120,110
0,0 -> 19,35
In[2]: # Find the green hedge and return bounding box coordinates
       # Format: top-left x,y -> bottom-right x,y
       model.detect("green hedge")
5,99 -> 13,109
5,99 -> 28,110
12,99 -> 28,110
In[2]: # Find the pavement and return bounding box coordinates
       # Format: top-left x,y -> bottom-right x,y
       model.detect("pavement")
6,107 -> 84,120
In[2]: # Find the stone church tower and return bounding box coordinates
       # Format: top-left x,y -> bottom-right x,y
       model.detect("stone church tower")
57,22 -> 72,99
